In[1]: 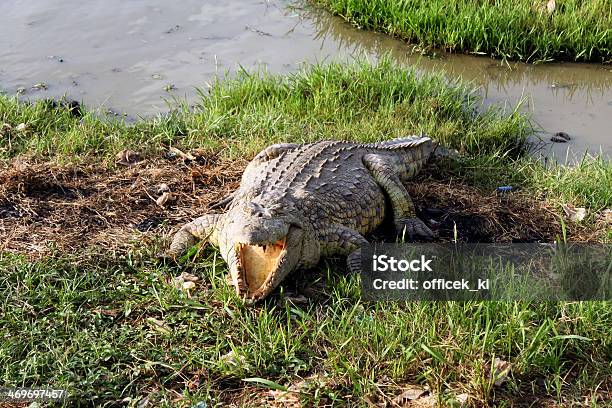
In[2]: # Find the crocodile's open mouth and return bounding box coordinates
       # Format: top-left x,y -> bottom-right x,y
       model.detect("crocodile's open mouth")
236,237 -> 287,298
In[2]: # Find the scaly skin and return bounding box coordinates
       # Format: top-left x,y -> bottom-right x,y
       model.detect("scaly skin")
169,136 -> 436,303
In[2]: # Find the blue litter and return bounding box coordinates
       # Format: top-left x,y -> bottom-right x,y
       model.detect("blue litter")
496,186 -> 513,192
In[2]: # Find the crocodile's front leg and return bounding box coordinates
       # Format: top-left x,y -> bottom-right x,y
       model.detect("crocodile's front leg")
363,154 -> 435,240
169,214 -> 222,257
319,224 -> 369,274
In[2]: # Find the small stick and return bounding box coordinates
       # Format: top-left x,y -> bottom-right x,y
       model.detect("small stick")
169,146 -> 196,161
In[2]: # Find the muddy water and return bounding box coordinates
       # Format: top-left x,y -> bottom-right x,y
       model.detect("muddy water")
0,1 -> 610,159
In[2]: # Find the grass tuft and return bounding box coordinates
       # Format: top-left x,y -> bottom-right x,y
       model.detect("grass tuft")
311,0 -> 612,62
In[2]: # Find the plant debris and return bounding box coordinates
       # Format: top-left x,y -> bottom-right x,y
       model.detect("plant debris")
115,149 -> 143,166
406,171 -> 565,243
562,204 -> 587,222
263,374 -> 331,407
170,271 -> 200,296
0,155 -> 243,256
168,146 -> 196,162
490,358 -> 513,386
155,191 -> 173,207
393,385 -> 429,404
0,154 -> 592,258
146,317 -> 171,335
220,350 -> 246,367
32,82 -> 48,90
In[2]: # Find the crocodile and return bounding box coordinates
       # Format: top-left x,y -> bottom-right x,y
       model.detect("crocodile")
169,136 -> 436,303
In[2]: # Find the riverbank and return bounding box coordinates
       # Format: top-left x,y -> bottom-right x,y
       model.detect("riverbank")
2,0 -> 610,157
311,0 -> 612,63
1,61 -> 610,406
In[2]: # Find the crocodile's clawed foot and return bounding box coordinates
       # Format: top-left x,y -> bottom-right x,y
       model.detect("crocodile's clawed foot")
395,217 -> 436,241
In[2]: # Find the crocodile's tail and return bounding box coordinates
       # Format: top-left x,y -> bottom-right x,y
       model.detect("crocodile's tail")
369,135 -> 435,180
371,135 -> 435,161
370,135 -> 433,151
378,135 -> 459,161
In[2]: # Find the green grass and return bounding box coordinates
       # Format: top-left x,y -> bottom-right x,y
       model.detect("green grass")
1,250 -> 611,406
0,60 -> 531,161
531,156 -> 612,211
1,59 -> 610,210
1,60 -> 611,406
311,0 -> 612,62
444,153 -> 612,213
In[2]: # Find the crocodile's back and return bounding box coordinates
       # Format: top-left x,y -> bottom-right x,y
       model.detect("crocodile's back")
239,137 -> 432,235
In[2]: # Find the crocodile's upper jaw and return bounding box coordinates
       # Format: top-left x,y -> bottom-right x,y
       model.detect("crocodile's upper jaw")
231,226 -> 303,302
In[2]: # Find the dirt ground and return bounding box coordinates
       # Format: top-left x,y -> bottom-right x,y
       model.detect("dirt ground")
0,153 -> 243,256
0,152 -> 585,258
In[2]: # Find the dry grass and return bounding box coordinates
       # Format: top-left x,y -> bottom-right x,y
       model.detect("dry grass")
1,151 -> 599,260
408,172 -> 562,243
0,153 -> 245,256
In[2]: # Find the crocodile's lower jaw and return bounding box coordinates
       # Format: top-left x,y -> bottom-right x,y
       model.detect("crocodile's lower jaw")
237,238 -> 287,298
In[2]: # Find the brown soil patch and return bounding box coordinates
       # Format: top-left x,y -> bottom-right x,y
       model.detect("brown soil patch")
0,154 -> 584,258
407,172 -> 562,243
0,154 -> 245,256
